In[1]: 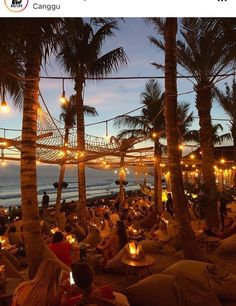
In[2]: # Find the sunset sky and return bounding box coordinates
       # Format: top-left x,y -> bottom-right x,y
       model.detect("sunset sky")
0,18 -> 232,155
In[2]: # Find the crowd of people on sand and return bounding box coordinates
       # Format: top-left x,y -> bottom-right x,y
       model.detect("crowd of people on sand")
1,188 -> 236,305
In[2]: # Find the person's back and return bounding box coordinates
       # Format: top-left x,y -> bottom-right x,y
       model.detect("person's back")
100,213 -> 112,239
49,231 -> 72,267
8,230 -> 23,247
110,212 -> 120,226
11,259 -> 62,306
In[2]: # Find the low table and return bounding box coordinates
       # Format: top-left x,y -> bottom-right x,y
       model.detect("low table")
121,254 -> 155,279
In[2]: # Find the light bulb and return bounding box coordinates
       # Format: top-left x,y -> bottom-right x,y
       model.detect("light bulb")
60,91 -> 67,104
1,100 -> 10,113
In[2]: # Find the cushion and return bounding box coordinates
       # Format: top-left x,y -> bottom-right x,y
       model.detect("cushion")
164,260 -> 210,288
125,272 -> 221,306
0,253 -> 22,278
138,211 -> 157,229
125,274 -> 177,306
173,271 -> 221,306
214,234 -> 236,256
205,264 -> 236,301
164,260 -> 236,301
103,245 -> 127,274
140,239 -> 163,253
167,224 -> 178,239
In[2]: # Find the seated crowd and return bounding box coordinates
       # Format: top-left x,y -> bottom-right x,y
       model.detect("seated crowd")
1,192 -> 236,306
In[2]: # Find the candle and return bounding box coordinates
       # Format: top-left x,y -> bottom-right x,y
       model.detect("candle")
50,227 -> 59,234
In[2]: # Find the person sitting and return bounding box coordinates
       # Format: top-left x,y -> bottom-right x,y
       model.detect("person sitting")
152,221 -> 169,243
97,221 -> 128,261
99,212 -> 113,239
82,227 -> 101,249
88,209 -> 101,228
72,222 -> 86,243
7,226 -> 24,247
165,193 -> 174,216
0,217 -> 7,235
11,259 -> 62,306
58,208 -> 67,232
49,231 -> 78,267
110,208 -> 120,227
62,262 -> 130,306
64,224 -> 77,242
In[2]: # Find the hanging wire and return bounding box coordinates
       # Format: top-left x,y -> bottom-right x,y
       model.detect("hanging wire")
105,121 -> 108,138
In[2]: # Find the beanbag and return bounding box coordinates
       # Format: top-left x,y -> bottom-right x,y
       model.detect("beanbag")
140,239 -> 163,253
164,260 -> 210,288
205,264 -> 236,301
103,246 -> 127,274
0,253 -> 22,278
214,234 -> 236,256
125,272 -> 221,306
125,274 -> 177,306
164,260 -> 236,301
138,211 -> 157,229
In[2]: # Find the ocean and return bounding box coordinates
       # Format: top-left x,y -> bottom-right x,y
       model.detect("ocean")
0,172 -> 151,208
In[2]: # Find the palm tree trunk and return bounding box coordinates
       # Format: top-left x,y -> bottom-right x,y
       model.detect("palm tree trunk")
232,132 -> 236,188
164,18 -> 204,260
55,164 -> 66,214
75,80 -> 87,231
21,47 -> 45,278
55,128 -> 69,216
119,154 -> 125,213
196,84 -> 219,228
154,141 -> 162,212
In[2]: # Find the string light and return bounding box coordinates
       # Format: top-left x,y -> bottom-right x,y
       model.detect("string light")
178,144 -> 184,150
60,79 -> 67,105
190,154 -> 195,159
0,87 -> 10,113
220,158 -> 225,164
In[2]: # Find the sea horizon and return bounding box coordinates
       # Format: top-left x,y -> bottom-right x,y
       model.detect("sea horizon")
0,172 -> 152,208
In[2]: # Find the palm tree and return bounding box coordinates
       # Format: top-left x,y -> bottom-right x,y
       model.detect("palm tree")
175,18 -> 236,228
215,79 -> 236,186
55,95 -> 98,214
2,18 -> 60,277
163,18 -> 204,260
150,18 -> 235,228
115,80 -> 196,211
56,18 -> 128,229
110,136 -> 137,212
114,79 -> 164,211
185,123 -> 230,145
0,19 -> 23,107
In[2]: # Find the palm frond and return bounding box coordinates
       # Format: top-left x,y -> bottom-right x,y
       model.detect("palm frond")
88,47 -> 128,78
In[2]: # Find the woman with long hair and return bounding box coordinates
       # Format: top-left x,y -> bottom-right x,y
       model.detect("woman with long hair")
97,221 -> 128,260
11,259 -> 62,306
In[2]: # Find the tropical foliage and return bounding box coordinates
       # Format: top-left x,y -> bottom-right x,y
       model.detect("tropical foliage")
56,18 -> 128,229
